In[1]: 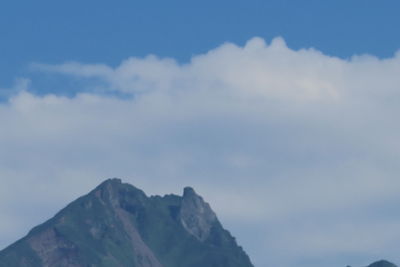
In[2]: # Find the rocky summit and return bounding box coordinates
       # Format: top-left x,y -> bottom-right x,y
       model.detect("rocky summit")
0,179 -> 254,267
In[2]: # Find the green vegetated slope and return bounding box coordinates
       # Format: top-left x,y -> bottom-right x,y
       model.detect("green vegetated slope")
0,179 -> 253,267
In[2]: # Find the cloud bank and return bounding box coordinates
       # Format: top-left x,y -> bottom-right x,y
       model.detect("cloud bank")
2,37 -> 400,267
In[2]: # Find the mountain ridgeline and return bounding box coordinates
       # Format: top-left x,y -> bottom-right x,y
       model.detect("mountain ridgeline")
0,179 -> 397,267
0,179 -> 253,267
349,260 -> 399,267
367,261 -> 398,267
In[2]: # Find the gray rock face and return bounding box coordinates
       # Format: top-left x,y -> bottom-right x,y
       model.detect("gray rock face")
103,181 -> 163,267
28,228 -> 81,267
179,186 -> 217,241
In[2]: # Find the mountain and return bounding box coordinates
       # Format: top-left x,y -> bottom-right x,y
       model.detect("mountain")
347,260 -> 398,267
0,178 -> 254,267
367,260 -> 398,267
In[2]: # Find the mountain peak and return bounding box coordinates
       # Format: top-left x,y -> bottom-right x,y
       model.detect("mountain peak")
102,177 -> 122,184
92,178 -> 147,206
95,177 -> 126,192
94,177 -> 123,195
368,260 -> 398,267
183,186 -> 196,197
180,185 -> 217,241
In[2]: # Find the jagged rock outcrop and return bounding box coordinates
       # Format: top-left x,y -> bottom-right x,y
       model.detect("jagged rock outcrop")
0,178 -> 254,267
179,186 -> 217,241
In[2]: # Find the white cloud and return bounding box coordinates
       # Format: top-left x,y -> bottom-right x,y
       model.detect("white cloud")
2,37 -> 400,267
0,78 -> 31,98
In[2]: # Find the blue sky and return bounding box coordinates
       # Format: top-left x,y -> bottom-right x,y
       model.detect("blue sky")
1,0 -> 400,89
1,1 -> 400,267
